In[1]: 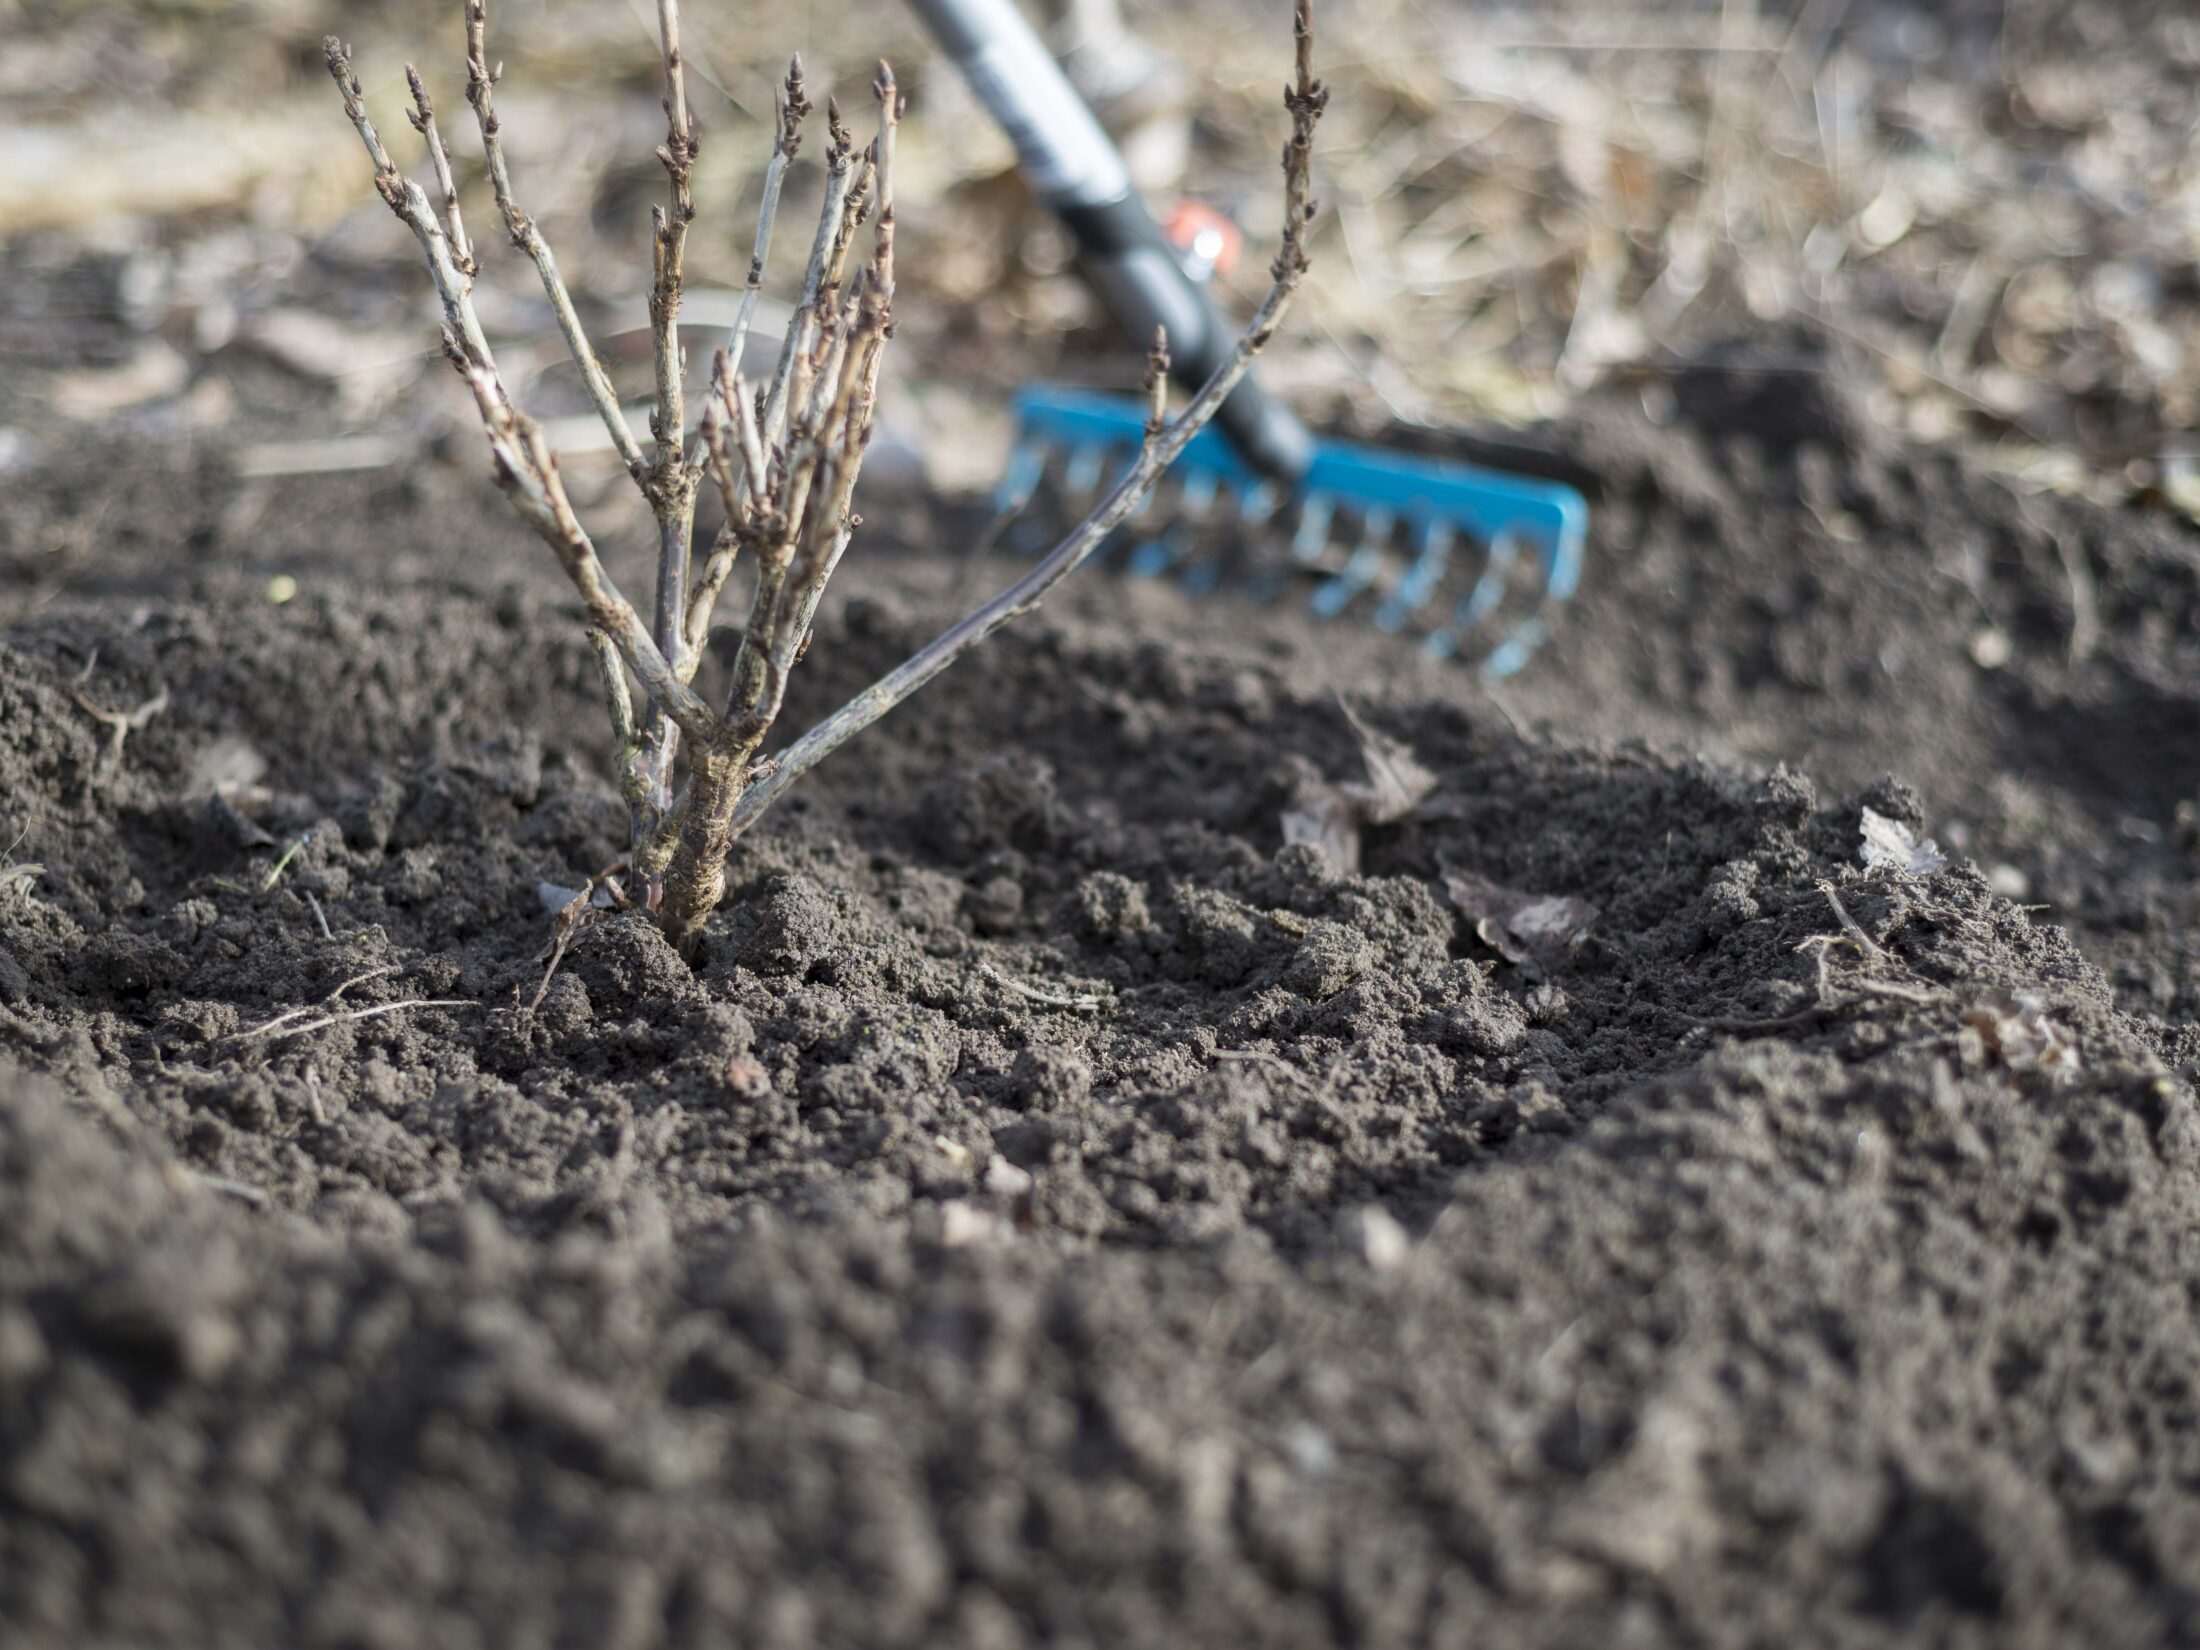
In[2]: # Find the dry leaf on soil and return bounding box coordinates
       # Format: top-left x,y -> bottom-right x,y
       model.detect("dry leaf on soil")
1335,702 -> 1438,826
1281,706 -> 1438,874
1281,789 -> 1362,874
1439,859 -> 1597,976
536,881 -> 619,915
1859,807 -> 1946,876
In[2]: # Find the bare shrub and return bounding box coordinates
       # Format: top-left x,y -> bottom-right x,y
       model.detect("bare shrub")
324,0 -> 1324,957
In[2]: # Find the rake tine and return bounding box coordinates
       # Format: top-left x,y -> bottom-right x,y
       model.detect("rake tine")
1311,504 -> 1394,617
1375,518 -> 1454,631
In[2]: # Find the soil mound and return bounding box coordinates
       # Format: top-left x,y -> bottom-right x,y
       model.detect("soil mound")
4,369 -> 2200,1645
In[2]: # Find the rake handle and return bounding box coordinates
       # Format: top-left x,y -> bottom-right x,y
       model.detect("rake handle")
907,0 -> 1316,486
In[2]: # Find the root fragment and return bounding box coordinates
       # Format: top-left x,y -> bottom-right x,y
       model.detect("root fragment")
68,684 -> 168,767
978,964 -> 1104,1012
231,967 -> 472,1047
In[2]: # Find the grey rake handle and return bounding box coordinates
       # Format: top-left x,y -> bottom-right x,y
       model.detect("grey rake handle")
905,0 -> 1316,485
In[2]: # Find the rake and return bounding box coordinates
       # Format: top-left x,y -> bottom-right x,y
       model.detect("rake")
910,0 -> 1587,675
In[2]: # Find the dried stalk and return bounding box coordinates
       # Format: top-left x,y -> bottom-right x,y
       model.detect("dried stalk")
327,42 -> 496,376
761,108 -> 864,453
69,683 -> 170,768
327,0 -> 1325,961
719,58 -> 810,418
447,347 -> 715,742
327,36 -> 704,756
403,67 -> 474,279
460,1 -> 644,481
238,998 -> 475,1047
450,2 -> 656,822
680,107 -> 872,676
640,0 -> 702,814
676,61 -> 810,636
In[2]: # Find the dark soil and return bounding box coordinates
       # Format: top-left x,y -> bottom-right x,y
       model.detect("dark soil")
5,354 -> 2200,1647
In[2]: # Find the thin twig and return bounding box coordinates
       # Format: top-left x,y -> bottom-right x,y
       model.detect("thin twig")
1797,933 -> 1844,1003
238,998 -> 475,1047
1687,1005 -> 1837,1036
459,1 -> 647,479
2016,496 -> 2101,665
1699,895 -> 1950,1036
589,628 -> 650,831
978,963 -> 1103,1011
688,355 -> 769,663
716,82 -> 889,735
1847,974 -> 1946,1006
404,66 -> 475,278
1815,879 -> 1886,962
329,26 -> 698,835
642,0 -> 703,810
1143,326 -> 1171,436
327,38 -> 497,381
759,106 -> 860,454
232,965 -> 399,1041
442,348 -> 716,740
689,53 -> 809,472
766,64 -> 899,689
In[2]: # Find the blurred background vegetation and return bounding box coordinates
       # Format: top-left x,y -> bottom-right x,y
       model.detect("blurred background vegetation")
5,0 -> 2199,509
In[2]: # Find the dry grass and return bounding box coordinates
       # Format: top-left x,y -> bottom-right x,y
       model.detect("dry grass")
1164,0 -> 2200,498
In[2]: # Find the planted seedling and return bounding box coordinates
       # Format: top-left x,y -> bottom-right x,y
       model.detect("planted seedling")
324,0 -> 1326,957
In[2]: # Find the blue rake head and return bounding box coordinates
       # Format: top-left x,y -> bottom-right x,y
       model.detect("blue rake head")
1000,385 -> 1588,677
